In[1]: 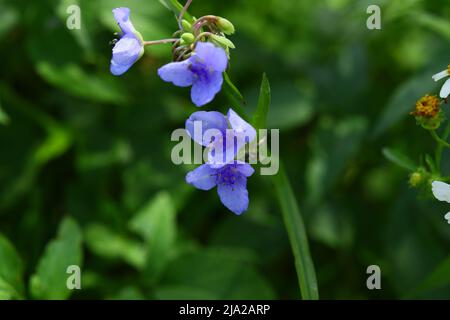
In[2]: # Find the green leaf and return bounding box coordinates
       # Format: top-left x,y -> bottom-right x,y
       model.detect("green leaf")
0,100 -> 9,125
84,224 -> 146,270
223,72 -> 249,120
273,164 -> 319,300
129,192 -> 177,283
411,255 -> 450,297
415,12 -> 450,40
158,0 -> 193,23
160,248 -> 275,299
382,147 -> 416,171
251,73 -> 271,130
0,234 -> 24,300
30,217 -> 83,300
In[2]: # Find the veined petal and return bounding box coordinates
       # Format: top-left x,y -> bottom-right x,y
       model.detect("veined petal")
193,42 -> 228,72
432,181 -> 450,203
186,164 -> 218,190
158,60 -> 193,87
432,69 -> 449,82
110,34 -> 144,76
191,70 -> 223,107
234,162 -> 255,177
440,78 -> 450,99
227,108 -> 256,143
113,7 -> 137,35
185,111 -> 228,146
217,174 -> 249,215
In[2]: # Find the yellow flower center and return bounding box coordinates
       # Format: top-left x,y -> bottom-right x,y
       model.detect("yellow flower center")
412,95 -> 440,118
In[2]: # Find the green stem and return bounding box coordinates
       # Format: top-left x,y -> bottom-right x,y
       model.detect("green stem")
430,129 -> 450,149
272,163 -> 319,300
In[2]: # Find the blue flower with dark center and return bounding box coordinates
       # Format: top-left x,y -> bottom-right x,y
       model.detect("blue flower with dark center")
186,162 -> 254,215
110,7 -> 144,76
158,42 -> 228,107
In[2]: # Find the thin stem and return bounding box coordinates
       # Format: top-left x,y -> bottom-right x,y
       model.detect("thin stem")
178,0 -> 193,29
435,122 -> 450,172
143,39 -> 178,46
430,129 -> 450,149
195,32 -> 214,42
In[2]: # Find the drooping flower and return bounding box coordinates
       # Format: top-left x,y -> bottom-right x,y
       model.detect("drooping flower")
186,162 -> 254,215
432,64 -> 450,99
185,108 -> 256,167
110,7 -> 144,76
158,42 -> 228,107
431,181 -> 450,224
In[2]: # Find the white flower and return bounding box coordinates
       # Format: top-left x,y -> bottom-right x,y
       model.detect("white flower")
432,64 -> 450,99
431,181 -> 450,224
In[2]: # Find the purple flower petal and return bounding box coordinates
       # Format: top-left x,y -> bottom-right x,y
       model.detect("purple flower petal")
110,34 -> 144,76
217,174 -> 249,215
234,162 -> 255,177
191,71 -> 223,107
158,60 -> 194,87
186,164 -> 218,190
207,130 -> 238,168
185,111 -> 228,146
113,7 -> 136,35
227,108 -> 257,143
194,42 -> 228,73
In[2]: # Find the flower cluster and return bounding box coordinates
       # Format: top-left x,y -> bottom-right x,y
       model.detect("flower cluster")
109,6 -> 255,214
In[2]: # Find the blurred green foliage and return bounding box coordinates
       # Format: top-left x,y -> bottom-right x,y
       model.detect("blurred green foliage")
0,0 -> 450,299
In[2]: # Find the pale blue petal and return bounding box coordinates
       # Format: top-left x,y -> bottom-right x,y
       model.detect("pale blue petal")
217,174 -> 249,215
185,111 -> 228,146
191,71 -> 223,107
110,34 -> 144,76
194,42 -> 228,72
235,162 -> 255,177
113,7 -> 136,35
186,164 -> 218,190
158,61 -> 193,87
227,108 -> 257,143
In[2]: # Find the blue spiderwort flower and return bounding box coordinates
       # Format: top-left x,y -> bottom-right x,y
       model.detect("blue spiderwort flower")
185,108 -> 256,167
158,42 -> 228,107
186,162 -> 254,215
110,7 -> 144,76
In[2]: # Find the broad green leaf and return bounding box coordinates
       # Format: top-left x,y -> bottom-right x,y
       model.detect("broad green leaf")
84,224 -> 146,270
251,73 -> 271,130
382,147 -> 416,171
0,234 -> 24,300
161,248 -> 275,299
30,217 -> 83,300
129,192 -> 177,283
273,164 -> 319,300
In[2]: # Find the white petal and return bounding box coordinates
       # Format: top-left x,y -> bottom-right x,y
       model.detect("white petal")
432,69 -> 449,82
432,181 -> 450,203
439,78 -> 450,99
444,212 -> 450,224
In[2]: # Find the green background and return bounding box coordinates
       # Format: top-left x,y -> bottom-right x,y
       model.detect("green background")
0,0 -> 450,299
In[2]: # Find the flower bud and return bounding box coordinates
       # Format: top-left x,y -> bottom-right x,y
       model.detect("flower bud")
210,34 -> 235,49
216,17 -> 235,35
182,19 -> 192,32
181,33 -> 195,44
409,171 -> 424,188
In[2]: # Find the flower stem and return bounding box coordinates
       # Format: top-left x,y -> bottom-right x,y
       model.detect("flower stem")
430,129 -> 450,149
434,122 -> 450,172
143,39 -> 178,46
178,0 -> 193,29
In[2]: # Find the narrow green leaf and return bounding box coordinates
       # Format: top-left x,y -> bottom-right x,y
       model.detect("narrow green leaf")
382,147 -> 416,171
30,217 -> 83,300
251,73 -> 271,130
0,234 -> 24,300
410,255 -> 450,297
273,164 -> 319,300
222,72 -> 249,121
159,0 -> 193,23
0,101 -> 9,125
